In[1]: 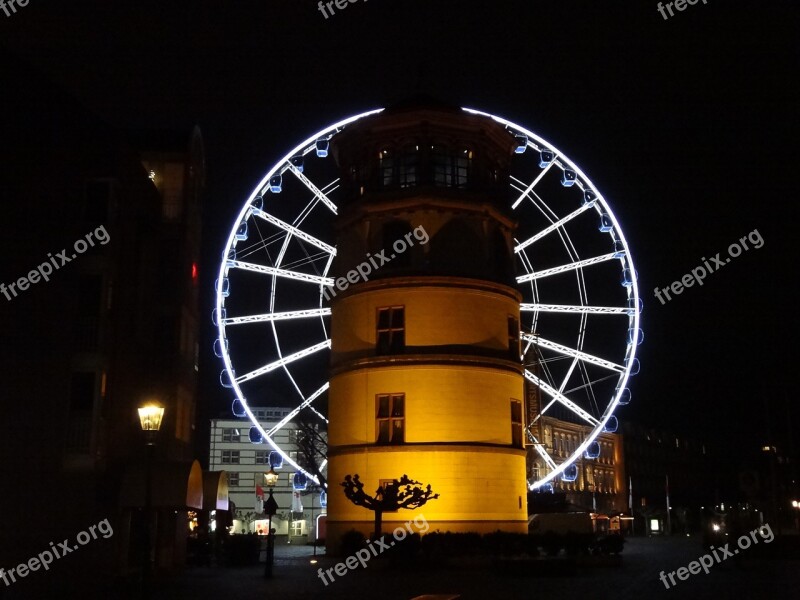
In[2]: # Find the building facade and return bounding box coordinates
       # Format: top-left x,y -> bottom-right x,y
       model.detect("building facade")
209,409 -> 327,543
326,101 -> 529,549
0,52 -> 206,594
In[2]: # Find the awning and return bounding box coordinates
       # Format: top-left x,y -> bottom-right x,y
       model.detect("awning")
202,471 -> 230,511
120,459 -> 203,509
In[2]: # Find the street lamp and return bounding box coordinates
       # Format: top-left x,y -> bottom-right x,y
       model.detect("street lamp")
137,403 -> 164,599
263,468 -> 279,578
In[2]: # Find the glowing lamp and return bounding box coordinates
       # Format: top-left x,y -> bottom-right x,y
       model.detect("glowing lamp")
264,468 -> 279,489
138,404 -> 164,446
138,404 -> 164,432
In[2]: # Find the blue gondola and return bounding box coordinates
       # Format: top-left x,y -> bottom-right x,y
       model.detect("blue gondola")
320,490 -> 328,508
252,195 -> 264,211
621,268 -> 635,287
293,472 -> 308,491
603,415 -> 619,433
213,338 -> 228,358
584,441 -> 601,459
617,388 -> 631,405
220,369 -> 235,388
235,221 -> 248,241
290,156 -> 304,173
269,174 -> 282,193
231,399 -> 247,418
212,308 -> 226,326
627,357 -> 640,375
627,296 -> 642,312
269,451 -> 283,469
216,278 -> 230,297
599,213 -> 613,232
539,149 -> 554,168
562,464 -> 579,482
627,328 -> 644,345
315,139 -> 329,158
226,247 -> 236,262
561,169 -> 577,187
514,135 -> 528,153
583,188 -> 597,206
249,427 -> 263,444
613,239 -> 626,258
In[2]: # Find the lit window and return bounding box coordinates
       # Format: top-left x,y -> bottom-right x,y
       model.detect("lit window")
376,307 -> 405,355
222,428 -> 240,442
221,450 -> 240,464
376,394 -> 405,445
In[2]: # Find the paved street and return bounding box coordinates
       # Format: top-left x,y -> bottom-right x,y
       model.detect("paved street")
135,535 -> 795,600
5,534 -> 793,599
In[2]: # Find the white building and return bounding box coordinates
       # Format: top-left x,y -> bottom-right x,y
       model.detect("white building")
209,408 -> 327,543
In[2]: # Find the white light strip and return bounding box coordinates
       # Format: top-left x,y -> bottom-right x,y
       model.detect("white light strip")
268,382 -> 329,435
511,161 -> 556,209
524,369 -> 600,426
520,303 -> 632,315
528,432 -> 558,470
252,208 -> 336,255
522,334 -> 624,373
230,260 -> 334,286
287,164 -> 338,215
224,308 -> 332,326
516,252 -> 617,283
514,203 -> 593,253
235,340 -> 331,384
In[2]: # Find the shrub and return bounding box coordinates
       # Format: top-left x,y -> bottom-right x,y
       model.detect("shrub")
597,534 -> 625,555
340,529 -> 366,556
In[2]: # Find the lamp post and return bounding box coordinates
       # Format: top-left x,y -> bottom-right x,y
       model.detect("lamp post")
263,468 -> 279,578
137,404 -> 164,599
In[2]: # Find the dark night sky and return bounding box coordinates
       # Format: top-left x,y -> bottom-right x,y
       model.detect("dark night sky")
1,1 -> 797,458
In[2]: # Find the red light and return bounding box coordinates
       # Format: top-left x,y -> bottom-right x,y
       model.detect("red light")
191,262 -> 198,282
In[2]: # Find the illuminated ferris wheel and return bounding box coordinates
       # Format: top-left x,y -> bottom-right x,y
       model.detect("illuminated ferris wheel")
213,107 -> 642,490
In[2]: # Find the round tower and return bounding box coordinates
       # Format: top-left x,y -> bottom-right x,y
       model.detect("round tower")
326,100 -> 528,549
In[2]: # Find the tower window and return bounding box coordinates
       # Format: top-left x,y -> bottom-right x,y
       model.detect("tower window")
376,393 -> 405,445
432,146 -> 472,188
507,316 -> 520,359
376,306 -> 405,354
398,145 -> 418,188
511,400 -> 523,448
379,148 -> 394,187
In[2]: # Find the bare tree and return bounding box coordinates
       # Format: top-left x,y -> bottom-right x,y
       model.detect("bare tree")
340,473 -> 440,539
294,415 -> 328,488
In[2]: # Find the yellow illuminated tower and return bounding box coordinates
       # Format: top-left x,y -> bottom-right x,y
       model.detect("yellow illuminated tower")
326,100 -> 529,548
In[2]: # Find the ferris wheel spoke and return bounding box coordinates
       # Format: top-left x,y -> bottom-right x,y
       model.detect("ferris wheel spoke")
516,253 -> 618,284
514,203 -> 593,254
520,303 -> 632,315
229,260 -> 334,286
267,382 -> 329,435
524,369 -> 600,426
522,334 -> 624,373
223,308 -> 332,326
527,431 -> 558,470
235,340 -> 331,384
252,208 -> 336,255
287,164 -> 338,215
511,161 -> 557,209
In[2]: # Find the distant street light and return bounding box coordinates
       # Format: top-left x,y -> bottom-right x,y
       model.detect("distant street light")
264,468 -> 279,579
138,403 -> 164,599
